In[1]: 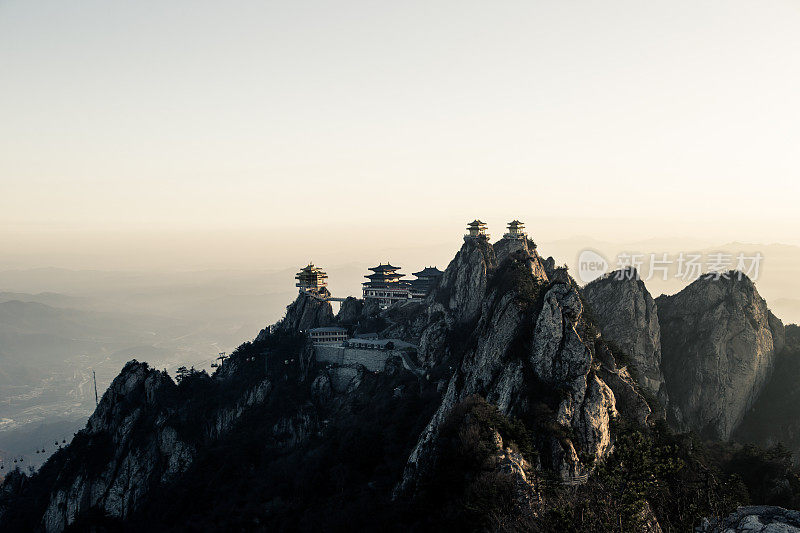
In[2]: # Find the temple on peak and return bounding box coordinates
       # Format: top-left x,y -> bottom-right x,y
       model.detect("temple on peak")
295,263 -> 330,298
465,219 -> 489,240
503,220 -> 526,240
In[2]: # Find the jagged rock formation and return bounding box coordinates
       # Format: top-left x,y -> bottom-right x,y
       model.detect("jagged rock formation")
256,292 -> 332,340
395,238 -> 498,372
335,296 -> 363,325
270,292 -> 334,336
397,251 -> 618,495
583,268 -> 667,405
435,237 -> 497,325
40,362 -> 190,532
697,506 -> 800,532
529,281 -> 617,478
657,273 -> 785,440
35,354 -> 311,532
413,238 -> 548,371
494,237 -> 549,280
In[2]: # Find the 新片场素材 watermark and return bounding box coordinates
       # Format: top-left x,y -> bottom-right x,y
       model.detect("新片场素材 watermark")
576,250 -> 763,284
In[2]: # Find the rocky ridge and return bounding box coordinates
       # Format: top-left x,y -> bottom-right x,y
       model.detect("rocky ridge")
582,268 -> 667,406
397,241 -> 622,495
657,273 -> 784,440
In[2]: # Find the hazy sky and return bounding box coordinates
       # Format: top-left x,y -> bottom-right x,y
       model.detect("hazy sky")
2,0 -> 800,270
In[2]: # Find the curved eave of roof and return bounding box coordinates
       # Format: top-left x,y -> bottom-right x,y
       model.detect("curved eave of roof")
369,263 -> 401,272
412,267 -> 443,277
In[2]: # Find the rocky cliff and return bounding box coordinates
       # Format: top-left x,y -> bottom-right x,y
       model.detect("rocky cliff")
435,236 -> 497,325
397,247 -> 619,496
39,362 -> 190,532
267,292 -> 334,336
657,273 -> 784,440
734,324 -> 800,458
583,269 -> 667,406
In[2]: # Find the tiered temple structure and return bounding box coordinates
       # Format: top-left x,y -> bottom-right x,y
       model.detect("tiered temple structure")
503,220 -> 526,240
362,263 -> 411,308
409,267 -> 444,298
465,220 -> 489,240
295,263 -> 330,298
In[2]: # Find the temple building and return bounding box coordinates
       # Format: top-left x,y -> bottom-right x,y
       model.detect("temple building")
409,266 -> 444,298
503,220 -> 527,240
363,263 -> 411,308
295,263 -> 330,297
465,220 -> 489,240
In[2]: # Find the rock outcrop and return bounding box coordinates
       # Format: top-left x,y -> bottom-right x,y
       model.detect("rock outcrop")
583,269 -> 667,405
26,335 -> 321,532
697,506 -> 800,532
335,296 -> 363,325
435,237 -> 497,325
398,253 -> 618,495
271,292 -> 334,336
494,237 -> 549,281
41,362 -> 191,532
657,273 -> 785,440
529,282 -> 617,478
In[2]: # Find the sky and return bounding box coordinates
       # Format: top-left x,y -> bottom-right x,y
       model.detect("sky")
2,0 -> 800,272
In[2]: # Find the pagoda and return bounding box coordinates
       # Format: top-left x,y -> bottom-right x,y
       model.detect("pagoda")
503,220 -> 527,240
362,263 -> 411,308
465,220 -> 489,240
295,263 -> 329,297
409,266 -> 444,298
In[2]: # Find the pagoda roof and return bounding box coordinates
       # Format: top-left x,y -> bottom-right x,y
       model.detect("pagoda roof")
369,263 -> 401,272
412,266 -> 444,277
467,219 -> 487,227
507,220 -> 524,227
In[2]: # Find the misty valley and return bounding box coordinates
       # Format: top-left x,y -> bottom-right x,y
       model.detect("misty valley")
0,270 -> 294,470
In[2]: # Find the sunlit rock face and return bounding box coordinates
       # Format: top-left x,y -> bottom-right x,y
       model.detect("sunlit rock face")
657,273 -> 785,440
582,269 -> 667,406
435,237 -> 497,325
529,282 -> 616,479
397,251 -> 618,495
